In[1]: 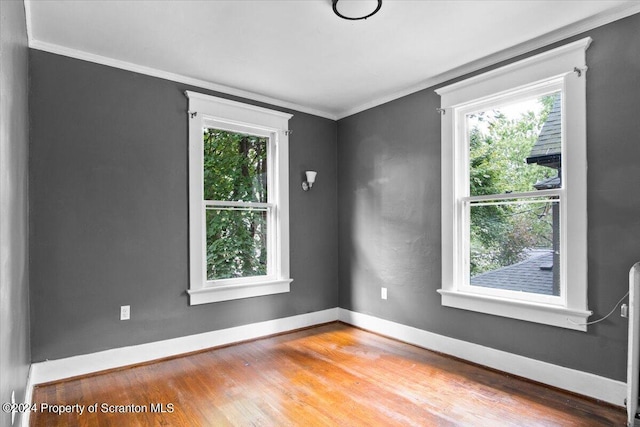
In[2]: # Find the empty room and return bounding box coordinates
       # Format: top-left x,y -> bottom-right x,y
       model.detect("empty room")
2,0 -> 640,425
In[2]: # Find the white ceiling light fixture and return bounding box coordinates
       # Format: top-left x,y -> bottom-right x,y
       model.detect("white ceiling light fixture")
332,0 -> 382,20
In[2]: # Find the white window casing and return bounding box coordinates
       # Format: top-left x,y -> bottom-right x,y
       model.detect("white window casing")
436,38 -> 592,331
186,91 -> 292,305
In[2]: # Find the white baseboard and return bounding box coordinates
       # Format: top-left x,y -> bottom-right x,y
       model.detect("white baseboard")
338,308 -> 626,407
23,308 -> 338,426
21,365 -> 34,427
29,308 -> 339,386
24,306 -> 625,426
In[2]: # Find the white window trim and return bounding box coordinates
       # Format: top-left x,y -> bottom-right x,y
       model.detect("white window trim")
435,38 -> 592,331
455,80 -> 565,308
186,91 -> 292,305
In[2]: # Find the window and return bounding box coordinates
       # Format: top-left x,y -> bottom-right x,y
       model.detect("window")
186,91 -> 292,305
436,38 -> 592,330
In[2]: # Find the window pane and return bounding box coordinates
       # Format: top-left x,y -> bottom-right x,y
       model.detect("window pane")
469,199 -> 560,296
206,207 -> 268,281
203,129 -> 268,203
468,92 -> 562,196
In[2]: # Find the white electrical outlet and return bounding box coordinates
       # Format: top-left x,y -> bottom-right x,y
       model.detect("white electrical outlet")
381,287 -> 388,300
120,305 -> 130,320
622,303 -> 628,318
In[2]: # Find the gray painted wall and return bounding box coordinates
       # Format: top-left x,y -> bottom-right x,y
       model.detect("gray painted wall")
0,0 -> 31,425
338,13 -> 640,382
24,6 -> 640,386
29,51 -> 338,361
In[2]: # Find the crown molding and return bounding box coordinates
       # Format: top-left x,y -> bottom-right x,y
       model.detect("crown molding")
27,39 -> 338,121
23,1 -> 640,122
336,4 -> 640,119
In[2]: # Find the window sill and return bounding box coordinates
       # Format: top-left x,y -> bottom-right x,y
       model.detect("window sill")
188,279 -> 292,305
437,289 -> 592,331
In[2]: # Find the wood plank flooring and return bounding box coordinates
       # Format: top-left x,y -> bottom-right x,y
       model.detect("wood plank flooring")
31,322 -> 625,426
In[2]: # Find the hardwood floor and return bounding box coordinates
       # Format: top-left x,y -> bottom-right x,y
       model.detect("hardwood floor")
31,322 -> 625,426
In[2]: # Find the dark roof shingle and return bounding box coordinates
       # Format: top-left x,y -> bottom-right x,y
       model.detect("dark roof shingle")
527,93 -> 562,164
470,250 -> 556,295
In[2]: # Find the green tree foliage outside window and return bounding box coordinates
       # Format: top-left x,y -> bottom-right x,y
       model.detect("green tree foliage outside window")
203,129 -> 269,281
468,94 -> 558,276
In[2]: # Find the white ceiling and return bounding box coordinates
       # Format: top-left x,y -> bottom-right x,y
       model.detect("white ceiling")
25,0 -> 640,119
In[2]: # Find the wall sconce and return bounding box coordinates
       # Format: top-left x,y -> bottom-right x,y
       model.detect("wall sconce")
302,171 -> 317,191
